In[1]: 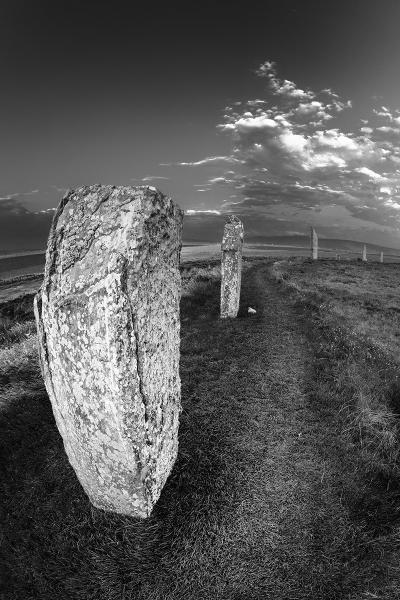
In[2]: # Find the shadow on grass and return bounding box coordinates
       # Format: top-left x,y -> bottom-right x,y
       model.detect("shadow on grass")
0,268 -> 258,600
0,293 -> 36,322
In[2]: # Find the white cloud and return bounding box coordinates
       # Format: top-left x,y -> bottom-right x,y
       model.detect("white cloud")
208,177 -> 231,184
377,126 -> 400,133
1,189 -> 40,199
160,61 -> 400,236
160,156 -> 241,167
34,207 -> 56,214
186,209 -> 221,215
356,167 -> 386,181
255,61 -> 315,101
206,61 -> 400,228
221,115 -> 278,132
279,132 -> 307,154
384,198 -> 400,209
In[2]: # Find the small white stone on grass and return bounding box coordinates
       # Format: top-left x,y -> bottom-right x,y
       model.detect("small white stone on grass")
248,307 -> 256,314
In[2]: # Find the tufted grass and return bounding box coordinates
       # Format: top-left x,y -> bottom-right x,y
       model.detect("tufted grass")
270,258 -> 400,479
270,257 -> 400,597
1,258 -> 400,598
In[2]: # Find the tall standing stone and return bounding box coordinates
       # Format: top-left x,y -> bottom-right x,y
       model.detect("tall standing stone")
380,251 -> 384,263
362,244 -> 367,262
311,227 -> 318,260
34,185 -> 184,518
220,215 -> 244,319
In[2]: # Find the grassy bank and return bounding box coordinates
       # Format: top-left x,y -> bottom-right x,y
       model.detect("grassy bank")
271,258 -> 400,596
270,258 -> 400,478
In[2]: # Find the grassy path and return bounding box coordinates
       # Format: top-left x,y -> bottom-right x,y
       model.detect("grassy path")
0,262 -> 390,599
176,261 -> 373,600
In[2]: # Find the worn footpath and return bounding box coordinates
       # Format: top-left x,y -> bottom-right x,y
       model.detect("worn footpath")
156,261 -> 380,600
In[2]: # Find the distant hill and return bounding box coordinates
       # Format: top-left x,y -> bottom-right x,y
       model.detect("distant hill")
0,235 -> 400,262
245,235 -> 400,255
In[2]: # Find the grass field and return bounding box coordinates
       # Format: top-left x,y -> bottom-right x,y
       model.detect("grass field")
272,258 -> 400,466
2,257 -> 400,598
271,258 -> 400,592
273,258 -> 400,359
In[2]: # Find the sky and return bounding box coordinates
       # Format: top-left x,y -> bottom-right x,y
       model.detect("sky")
3,0 -> 400,250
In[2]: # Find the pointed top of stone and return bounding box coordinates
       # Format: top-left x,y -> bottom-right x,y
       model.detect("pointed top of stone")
221,215 -> 244,251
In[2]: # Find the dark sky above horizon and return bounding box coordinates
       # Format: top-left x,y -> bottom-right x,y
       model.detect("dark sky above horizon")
3,0 -> 400,249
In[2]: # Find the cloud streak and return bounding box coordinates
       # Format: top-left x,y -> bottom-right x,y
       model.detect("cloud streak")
140,175 -> 170,182
160,156 -> 242,167
186,209 -> 221,215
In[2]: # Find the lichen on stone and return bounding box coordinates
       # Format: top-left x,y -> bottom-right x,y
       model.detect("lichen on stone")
34,185 -> 183,518
220,216 -> 244,319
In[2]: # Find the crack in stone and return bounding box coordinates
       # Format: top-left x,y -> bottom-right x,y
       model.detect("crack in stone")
119,257 -> 153,507
120,259 -> 150,428
90,189 -> 111,216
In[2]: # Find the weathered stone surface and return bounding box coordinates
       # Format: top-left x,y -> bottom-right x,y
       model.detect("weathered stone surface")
362,244 -> 367,262
34,185 -> 183,518
220,216 -> 244,319
311,227 -> 318,260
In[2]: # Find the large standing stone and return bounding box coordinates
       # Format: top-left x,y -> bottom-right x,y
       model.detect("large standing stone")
34,185 -> 184,518
220,216 -> 244,318
362,244 -> 367,262
311,227 -> 318,260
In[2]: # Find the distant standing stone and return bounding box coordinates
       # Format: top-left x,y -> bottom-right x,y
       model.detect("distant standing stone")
220,216 -> 244,318
34,185 -> 184,518
311,227 -> 318,260
362,244 -> 367,262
